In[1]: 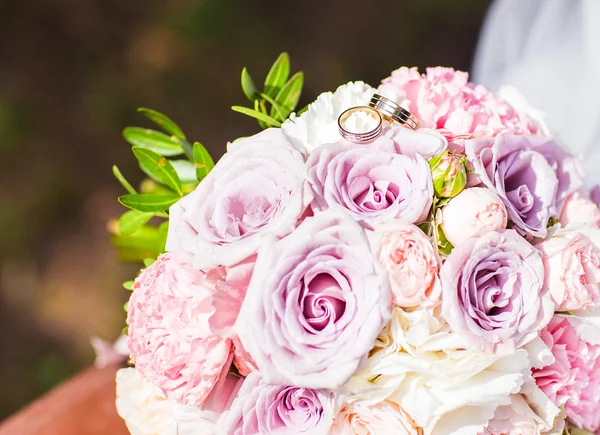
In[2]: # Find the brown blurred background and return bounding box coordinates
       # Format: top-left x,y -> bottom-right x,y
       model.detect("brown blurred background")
0,0 -> 491,420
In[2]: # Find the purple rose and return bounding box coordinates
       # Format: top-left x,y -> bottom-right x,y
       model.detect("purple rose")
166,128 -> 310,269
218,372 -> 335,435
306,138 -> 433,228
466,135 -> 585,238
235,210 -> 391,389
440,229 -> 554,352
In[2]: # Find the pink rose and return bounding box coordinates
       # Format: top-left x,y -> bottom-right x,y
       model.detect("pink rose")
536,228 -> 600,311
218,372 -> 335,434
370,221 -> 441,308
127,252 -> 248,405
533,316 -> 600,432
330,401 -> 421,435
560,192 -> 600,228
166,128 -> 310,269
479,395 -> 549,435
378,67 -> 539,141
441,187 -> 508,247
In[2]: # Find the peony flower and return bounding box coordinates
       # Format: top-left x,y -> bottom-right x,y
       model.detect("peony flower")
217,372 -> 335,435
281,81 -> 375,154
536,227 -> 600,311
235,210 -> 391,389
344,308 -> 534,434
306,139 -> 433,228
127,252 -> 243,406
331,400 -> 422,435
231,335 -> 257,377
116,367 -> 243,435
479,395 -> 553,435
466,135 -> 585,238
560,192 -> 600,228
533,316 -> 600,432
370,221 -> 441,308
440,229 -> 554,352
440,187 -> 508,247
166,128 -> 310,269
378,67 -> 539,140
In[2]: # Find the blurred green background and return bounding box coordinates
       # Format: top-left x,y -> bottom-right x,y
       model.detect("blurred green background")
0,0 -> 491,419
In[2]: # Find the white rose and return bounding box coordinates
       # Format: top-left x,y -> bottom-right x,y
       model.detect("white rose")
344,308 -> 532,435
441,187 -> 508,247
115,368 -> 221,435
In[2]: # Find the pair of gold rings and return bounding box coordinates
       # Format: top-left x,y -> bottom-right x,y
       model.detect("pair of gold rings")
337,94 -> 419,144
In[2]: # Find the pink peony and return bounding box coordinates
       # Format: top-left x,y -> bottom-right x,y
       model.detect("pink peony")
330,400 -> 422,435
560,192 -> 600,228
378,67 -> 539,141
371,221 -> 441,308
127,252 -> 249,406
537,228 -> 600,311
441,187 -> 508,247
533,316 -> 600,431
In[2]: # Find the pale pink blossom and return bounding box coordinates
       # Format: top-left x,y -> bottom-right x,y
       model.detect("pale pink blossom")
330,400 -> 422,435
533,316 -> 600,432
479,395 -> 550,434
560,192 -> 600,228
441,187 -> 508,247
370,221 -> 441,308
536,228 -> 600,311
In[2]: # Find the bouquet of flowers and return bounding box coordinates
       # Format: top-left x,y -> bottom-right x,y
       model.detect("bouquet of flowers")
109,53 -> 600,435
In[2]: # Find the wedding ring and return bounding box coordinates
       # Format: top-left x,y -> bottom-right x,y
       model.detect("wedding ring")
337,106 -> 383,144
368,93 -> 419,130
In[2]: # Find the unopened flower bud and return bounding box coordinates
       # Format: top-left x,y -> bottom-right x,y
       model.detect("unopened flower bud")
429,150 -> 467,198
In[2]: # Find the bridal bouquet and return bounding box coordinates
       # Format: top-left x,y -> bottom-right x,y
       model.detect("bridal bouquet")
110,53 -> 600,434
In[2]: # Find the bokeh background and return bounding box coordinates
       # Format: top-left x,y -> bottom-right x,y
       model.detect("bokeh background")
0,0 -> 491,419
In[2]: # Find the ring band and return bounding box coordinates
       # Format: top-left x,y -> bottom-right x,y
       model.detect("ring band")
338,106 -> 383,144
368,94 -> 419,130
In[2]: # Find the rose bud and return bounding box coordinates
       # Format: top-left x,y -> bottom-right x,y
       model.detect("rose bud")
440,187 -> 508,247
429,150 -> 467,198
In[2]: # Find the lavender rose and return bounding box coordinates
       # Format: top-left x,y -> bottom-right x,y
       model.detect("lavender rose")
440,229 -> 554,352
235,210 -> 391,389
306,138 -> 433,228
166,128 -> 310,269
466,135 -> 585,238
218,372 -> 335,435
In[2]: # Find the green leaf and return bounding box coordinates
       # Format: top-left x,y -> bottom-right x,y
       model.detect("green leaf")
231,106 -> 282,127
123,301 -> 129,312
118,210 -> 154,235
123,127 -> 183,156
119,194 -> 180,212
260,92 -> 285,122
111,225 -> 165,261
112,165 -> 137,194
137,108 -> 186,139
132,147 -> 183,195
170,159 -> 198,184
143,258 -> 156,267
122,280 -> 134,291
274,72 -> 304,118
264,52 -> 290,98
193,142 -> 215,181
241,67 -> 259,102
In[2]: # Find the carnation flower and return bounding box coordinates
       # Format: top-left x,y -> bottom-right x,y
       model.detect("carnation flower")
306,139 -> 433,228
116,367 -> 243,435
217,372 -> 335,434
560,192 -> 600,228
536,227 -> 600,311
166,128 -> 310,269
370,221 -> 441,308
127,252 -> 242,406
440,229 -> 554,352
344,308 -> 533,434
331,400 -> 422,435
466,135 -> 585,238
479,394 -> 555,435
378,67 -> 539,140
533,316 -> 600,432
440,187 -> 508,247
235,210 -> 391,389
281,81 -> 375,154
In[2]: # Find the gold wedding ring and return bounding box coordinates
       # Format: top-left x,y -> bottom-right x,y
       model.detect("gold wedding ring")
368,93 -> 419,130
337,106 -> 383,144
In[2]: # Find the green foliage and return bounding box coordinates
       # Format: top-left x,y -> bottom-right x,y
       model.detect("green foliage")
132,146 -> 183,196
122,280 -> 134,291
193,142 -> 215,181
123,127 -> 184,156
235,52 -> 304,128
119,193 -> 180,212
137,108 -> 186,139
118,210 -> 154,235
112,165 -> 137,194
